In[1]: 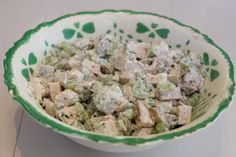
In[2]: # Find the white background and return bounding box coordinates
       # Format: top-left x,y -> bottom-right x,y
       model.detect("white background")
0,0 -> 236,156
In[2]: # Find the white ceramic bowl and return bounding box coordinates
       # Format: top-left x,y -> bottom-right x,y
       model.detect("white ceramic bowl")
3,10 -> 235,152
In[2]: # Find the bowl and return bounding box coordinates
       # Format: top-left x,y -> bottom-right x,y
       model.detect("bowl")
3,10 -> 235,152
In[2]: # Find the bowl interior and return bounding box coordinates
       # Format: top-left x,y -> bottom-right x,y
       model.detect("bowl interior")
4,10 -> 234,145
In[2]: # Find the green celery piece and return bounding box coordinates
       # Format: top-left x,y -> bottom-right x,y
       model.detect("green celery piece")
179,59 -> 191,69
158,81 -> 176,91
156,121 -> 168,133
117,119 -> 127,132
97,74 -> 114,85
121,108 -> 134,120
65,81 -> 77,90
61,41 -> 76,56
131,79 -> 149,99
75,102 -> 89,122
44,56 -> 52,65
75,102 -> 84,112
145,98 -> 156,107
55,58 -> 72,70
183,93 -> 204,107
84,119 -> 93,131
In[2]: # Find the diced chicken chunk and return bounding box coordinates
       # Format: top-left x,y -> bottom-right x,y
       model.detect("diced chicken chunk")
96,35 -> 115,56
156,100 -> 173,113
168,64 -> 181,84
82,58 -> 102,76
81,67 -> 96,82
38,65 -> 54,80
141,57 -> 153,65
119,72 -> 131,84
42,98 -> 56,117
127,41 -> 151,59
110,48 -> 127,71
144,56 -> 173,74
146,73 -> 167,85
151,105 -> 177,129
151,106 -> 168,124
93,85 -> 125,114
54,89 -> 79,109
122,84 -> 134,102
67,69 -> 84,81
91,115 -> 119,136
49,82 -> 61,100
68,57 -> 81,69
157,82 -> 182,100
168,49 -> 185,61
165,113 -> 178,128
54,70 -> 68,86
116,99 -> 133,112
126,51 -> 136,61
136,101 -> 154,128
176,103 -> 192,125
74,38 -> 93,50
132,128 -> 153,136
152,41 -> 169,56
54,69 -> 83,88
90,81 -> 103,93
125,62 -> 143,73
57,106 -> 78,125
119,108 -> 134,119
74,83 -> 92,101
160,87 -> 182,100
181,68 -> 204,95
155,56 -> 173,73
29,77 -> 48,100
73,53 -> 87,62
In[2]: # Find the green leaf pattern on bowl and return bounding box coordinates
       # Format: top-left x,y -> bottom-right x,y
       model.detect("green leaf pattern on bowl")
4,10 -> 234,147
105,22 -> 135,43
21,52 -> 37,81
136,22 -> 170,39
202,52 -> 220,81
62,22 -> 95,40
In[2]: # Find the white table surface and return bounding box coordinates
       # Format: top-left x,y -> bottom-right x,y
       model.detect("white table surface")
0,0 -> 236,156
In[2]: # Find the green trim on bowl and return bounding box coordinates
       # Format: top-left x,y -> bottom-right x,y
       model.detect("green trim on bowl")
3,10 -> 235,145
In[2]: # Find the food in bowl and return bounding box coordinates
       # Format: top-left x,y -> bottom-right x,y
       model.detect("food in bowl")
29,34 -> 207,136
4,10 -> 235,152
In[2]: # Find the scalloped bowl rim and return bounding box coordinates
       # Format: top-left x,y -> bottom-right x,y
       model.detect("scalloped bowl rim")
3,9 -> 235,146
